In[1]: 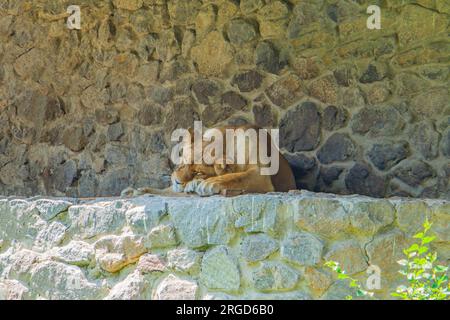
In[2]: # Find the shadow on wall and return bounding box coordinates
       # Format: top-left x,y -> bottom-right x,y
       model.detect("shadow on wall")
0,0 -> 448,199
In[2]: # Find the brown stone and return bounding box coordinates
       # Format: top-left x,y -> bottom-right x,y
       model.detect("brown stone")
191,31 -> 234,77
265,74 -> 304,109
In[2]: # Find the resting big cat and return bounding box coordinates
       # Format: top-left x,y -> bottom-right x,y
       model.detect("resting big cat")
123,125 -> 296,197
170,125 -> 296,196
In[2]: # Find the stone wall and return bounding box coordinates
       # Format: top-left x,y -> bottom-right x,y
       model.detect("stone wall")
0,0 -> 449,199
0,192 -> 449,300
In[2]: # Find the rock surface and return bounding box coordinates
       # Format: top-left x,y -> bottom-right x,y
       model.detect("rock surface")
0,193 -> 448,300
0,1 -> 448,200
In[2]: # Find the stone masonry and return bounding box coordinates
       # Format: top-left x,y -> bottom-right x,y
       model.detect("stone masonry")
0,192 -> 449,300
0,0 -> 449,199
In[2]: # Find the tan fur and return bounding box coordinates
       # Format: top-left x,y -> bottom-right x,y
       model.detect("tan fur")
171,125 -> 296,196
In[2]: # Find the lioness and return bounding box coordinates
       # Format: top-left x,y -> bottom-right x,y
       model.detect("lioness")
123,125 -> 296,197
170,125 -> 296,196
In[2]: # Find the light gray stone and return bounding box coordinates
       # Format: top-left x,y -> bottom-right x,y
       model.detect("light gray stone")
295,197 -> 350,237
105,271 -> 148,300
394,200 -> 431,235
281,232 -> 323,266
29,261 -> 101,300
168,198 -> 237,248
252,261 -> 299,291
233,195 -> 285,236
33,199 -> 72,221
68,203 -> 126,239
154,274 -> 198,300
200,246 -> 240,292
48,241 -> 94,267
324,240 -> 368,275
348,200 -> 395,235
430,202 -> 450,242
167,248 -> 202,275
0,279 -> 30,300
125,199 -> 167,235
147,223 -> 178,248
34,221 -> 67,251
241,234 -> 279,262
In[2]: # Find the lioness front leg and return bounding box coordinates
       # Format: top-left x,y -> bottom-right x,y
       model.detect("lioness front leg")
195,169 -> 274,196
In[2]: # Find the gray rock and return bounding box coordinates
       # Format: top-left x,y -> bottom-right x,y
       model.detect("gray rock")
351,106 -> 404,137
345,163 -> 387,198
409,121 -> 440,160
317,133 -> 356,164
233,195 -> 284,236
430,202 -> 450,242
48,240 -> 94,267
281,232 -> 323,266
395,200 -> 430,235
240,0 -> 264,14
137,104 -> 163,126
393,160 -> 435,187
441,128 -> 450,158
367,141 -> 409,171
324,240 -> 368,275
200,246 -> 240,292
359,64 -> 385,83
136,253 -> 167,274
105,271 -> 148,300
280,101 -> 321,152
240,234 -> 279,262
33,199 -> 72,220
0,280 -> 30,300
252,261 -> 299,291
125,199 -> 167,235
34,221 -> 67,251
68,203 -> 126,239
192,79 -> 222,105
348,199 -> 396,235
227,19 -> 257,45
253,103 -> 278,127
167,248 -> 202,275
318,167 -> 344,186
29,261 -> 101,300
107,122 -> 124,141
147,223 -> 178,248
63,127 -> 87,152
322,106 -> 348,131
295,197 -> 350,237
255,41 -> 280,74
231,70 -> 264,92
95,109 -> 119,125
167,197 -> 236,248
221,91 -> 247,110
154,274 -> 198,300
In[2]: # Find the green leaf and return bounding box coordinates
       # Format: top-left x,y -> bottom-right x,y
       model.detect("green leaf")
418,246 -> 428,255
434,265 -> 448,273
413,232 -> 424,239
422,236 -> 436,245
423,220 -> 432,231
338,273 -> 349,280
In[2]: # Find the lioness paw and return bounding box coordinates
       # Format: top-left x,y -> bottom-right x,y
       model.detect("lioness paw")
184,179 -> 204,193
196,180 -> 222,196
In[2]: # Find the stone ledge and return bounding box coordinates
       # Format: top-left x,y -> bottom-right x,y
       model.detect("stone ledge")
0,191 -> 448,300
